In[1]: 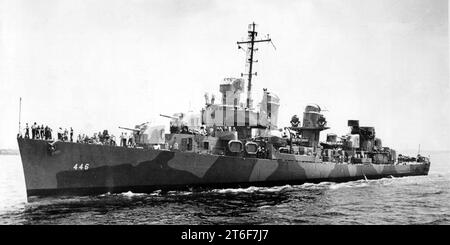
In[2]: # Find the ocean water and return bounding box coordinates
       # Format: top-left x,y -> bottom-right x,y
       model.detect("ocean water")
0,151 -> 449,225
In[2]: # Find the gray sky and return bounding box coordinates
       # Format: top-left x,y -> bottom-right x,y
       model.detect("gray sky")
0,0 -> 448,151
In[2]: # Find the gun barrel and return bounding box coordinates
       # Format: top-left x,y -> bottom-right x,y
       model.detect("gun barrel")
159,114 -> 177,120
119,126 -> 140,132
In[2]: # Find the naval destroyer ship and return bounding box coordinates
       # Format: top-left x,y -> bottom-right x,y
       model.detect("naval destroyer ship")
17,23 -> 430,199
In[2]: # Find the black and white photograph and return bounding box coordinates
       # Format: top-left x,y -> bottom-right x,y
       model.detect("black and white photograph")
0,0 -> 449,232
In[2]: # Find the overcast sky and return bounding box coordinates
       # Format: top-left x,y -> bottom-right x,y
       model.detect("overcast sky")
0,0 -> 448,151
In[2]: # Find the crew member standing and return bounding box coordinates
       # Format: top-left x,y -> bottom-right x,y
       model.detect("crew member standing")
70,127 -> 73,142
63,128 -> 68,141
36,125 -> 41,139
40,124 -> 44,139
48,127 -> 53,140
44,126 -> 51,140
44,126 -> 48,140
57,127 -> 63,140
128,133 -> 134,147
25,123 -> 30,139
31,122 -> 37,139
123,133 -> 128,148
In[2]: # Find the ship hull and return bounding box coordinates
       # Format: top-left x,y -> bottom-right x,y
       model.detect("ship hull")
18,138 -> 430,198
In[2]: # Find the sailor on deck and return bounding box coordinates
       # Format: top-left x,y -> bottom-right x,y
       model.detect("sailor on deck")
40,124 -> 44,139
45,126 -> 52,140
128,133 -> 134,147
121,133 -> 127,147
57,127 -> 63,140
199,125 -> 207,135
25,123 -> 29,139
31,123 -> 37,139
36,125 -> 41,139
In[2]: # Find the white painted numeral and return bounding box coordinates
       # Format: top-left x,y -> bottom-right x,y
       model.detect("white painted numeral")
73,163 -> 90,171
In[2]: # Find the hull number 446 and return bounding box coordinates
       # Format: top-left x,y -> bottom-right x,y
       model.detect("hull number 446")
73,163 -> 89,171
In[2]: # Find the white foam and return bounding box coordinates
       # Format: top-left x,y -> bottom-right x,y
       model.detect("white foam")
329,182 -> 368,190
150,190 -> 162,196
212,186 -> 261,194
260,185 -> 293,193
98,192 -> 111,197
120,191 -> 146,197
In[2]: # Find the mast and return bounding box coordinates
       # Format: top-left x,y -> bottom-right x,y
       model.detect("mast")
237,22 -> 272,109
18,97 -> 22,136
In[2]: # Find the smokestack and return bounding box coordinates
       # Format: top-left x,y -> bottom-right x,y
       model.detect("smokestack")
348,120 -> 360,134
348,120 -> 359,127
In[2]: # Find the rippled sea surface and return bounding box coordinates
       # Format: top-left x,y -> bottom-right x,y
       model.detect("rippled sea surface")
1,151 -> 449,225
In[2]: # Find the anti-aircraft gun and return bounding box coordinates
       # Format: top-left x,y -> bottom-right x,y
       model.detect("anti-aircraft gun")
160,114 -> 181,133
160,113 -> 191,134
119,122 -> 149,133
118,122 -> 165,147
119,122 -> 149,138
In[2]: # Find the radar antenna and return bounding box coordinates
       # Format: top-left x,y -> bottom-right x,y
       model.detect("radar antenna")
237,22 -> 275,109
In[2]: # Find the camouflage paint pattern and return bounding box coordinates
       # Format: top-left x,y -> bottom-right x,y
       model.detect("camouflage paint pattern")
17,138 -> 430,199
